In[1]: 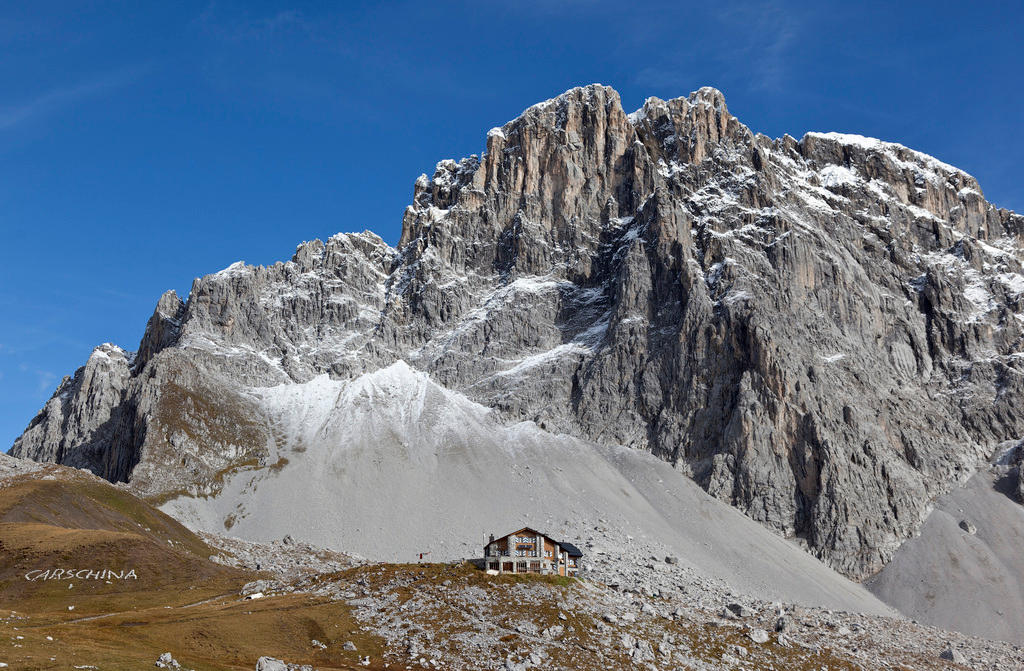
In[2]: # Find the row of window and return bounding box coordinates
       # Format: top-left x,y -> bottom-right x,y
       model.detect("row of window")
487,561 -> 547,574
489,545 -> 565,561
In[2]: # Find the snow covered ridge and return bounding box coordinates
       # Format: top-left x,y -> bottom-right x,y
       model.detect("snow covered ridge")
214,260 -> 248,278
205,230 -> 395,283
87,342 -> 136,366
803,131 -> 973,180
523,82 -> 614,114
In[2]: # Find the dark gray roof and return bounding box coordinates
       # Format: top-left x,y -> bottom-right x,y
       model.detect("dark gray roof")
557,541 -> 583,557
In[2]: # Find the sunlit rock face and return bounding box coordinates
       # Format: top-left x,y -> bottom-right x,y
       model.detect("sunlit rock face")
12,84 -> 1024,580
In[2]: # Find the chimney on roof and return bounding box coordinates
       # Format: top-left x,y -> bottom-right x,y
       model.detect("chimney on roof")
489,534 -> 494,542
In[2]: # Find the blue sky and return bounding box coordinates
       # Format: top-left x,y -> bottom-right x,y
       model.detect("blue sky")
1,1 -> 1022,450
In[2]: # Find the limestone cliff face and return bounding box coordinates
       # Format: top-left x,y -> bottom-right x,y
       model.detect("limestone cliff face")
12,85 -> 1024,579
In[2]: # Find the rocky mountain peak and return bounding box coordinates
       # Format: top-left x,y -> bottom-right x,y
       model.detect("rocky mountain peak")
10,84 -> 1024,584
135,290 -> 186,372
630,86 -> 751,166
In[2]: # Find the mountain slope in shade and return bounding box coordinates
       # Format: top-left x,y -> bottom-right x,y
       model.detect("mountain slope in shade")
10,84 -> 1024,591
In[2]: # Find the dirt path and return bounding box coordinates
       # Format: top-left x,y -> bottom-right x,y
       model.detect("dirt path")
50,592 -> 237,625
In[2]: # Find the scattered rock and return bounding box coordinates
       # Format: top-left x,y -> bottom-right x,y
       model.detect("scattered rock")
633,638 -> 655,662
541,625 -> 564,639
941,646 -> 967,664
504,658 -> 527,671
242,579 -> 278,596
727,644 -> 748,658
254,658 -> 311,671
748,629 -> 770,644
958,520 -> 977,535
255,658 -> 288,671
343,641 -> 358,651
724,603 -> 754,618
619,632 -> 636,650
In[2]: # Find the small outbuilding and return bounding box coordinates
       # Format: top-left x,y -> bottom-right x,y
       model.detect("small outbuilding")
483,527 -> 583,576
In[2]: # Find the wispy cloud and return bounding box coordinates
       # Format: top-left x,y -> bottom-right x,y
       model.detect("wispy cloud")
628,0 -> 804,96
16,362 -> 58,397
189,4 -> 474,117
194,4 -> 313,43
714,0 -> 802,91
35,370 -> 56,395
0,66 -> 146,131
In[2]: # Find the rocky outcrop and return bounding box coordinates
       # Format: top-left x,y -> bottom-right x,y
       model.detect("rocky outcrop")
135,290 -> 186,372
12,343 -> 133,473
11,84 -> 1024,580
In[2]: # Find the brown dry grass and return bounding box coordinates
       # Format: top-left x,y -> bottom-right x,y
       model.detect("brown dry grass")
0,469 -> 388,670
155,381 -> 266,455
0,475 -> 208,553
1,591 -> 387,671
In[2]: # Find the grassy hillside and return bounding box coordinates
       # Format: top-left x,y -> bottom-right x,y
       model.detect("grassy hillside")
0,466 -> 383,670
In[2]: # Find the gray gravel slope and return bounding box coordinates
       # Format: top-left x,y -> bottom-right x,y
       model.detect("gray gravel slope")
163,362 -> 893,616
867,469 -> 1024,643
